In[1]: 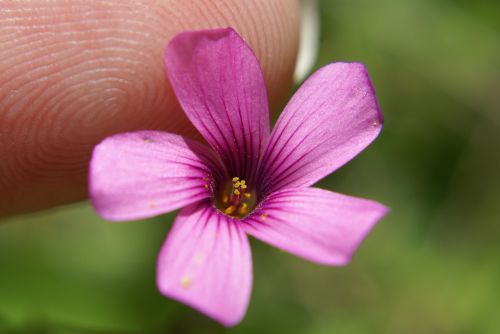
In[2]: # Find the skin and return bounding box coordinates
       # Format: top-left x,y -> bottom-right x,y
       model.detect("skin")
0,0 -> 300,217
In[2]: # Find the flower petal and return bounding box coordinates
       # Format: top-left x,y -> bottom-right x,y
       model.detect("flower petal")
259,62 -> 383,192
165,28 -> 270,182
157,201 -> 252,327
89,131 -> 222,221
242,187 -> 388,265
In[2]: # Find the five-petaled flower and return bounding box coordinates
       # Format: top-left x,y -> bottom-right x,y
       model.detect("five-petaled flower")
89,28 -> 388,327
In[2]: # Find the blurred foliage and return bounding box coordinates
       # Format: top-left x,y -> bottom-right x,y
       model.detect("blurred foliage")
1,0 -> 500,333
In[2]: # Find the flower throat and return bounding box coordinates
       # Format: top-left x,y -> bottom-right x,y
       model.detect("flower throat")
217,177 -> 256,218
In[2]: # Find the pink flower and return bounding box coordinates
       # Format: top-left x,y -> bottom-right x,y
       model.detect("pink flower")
89,28 -> 388,326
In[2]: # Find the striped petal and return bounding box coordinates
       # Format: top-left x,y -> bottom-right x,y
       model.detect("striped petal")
242,187 -> 388,265
157,201 -> 252,326
89,131 -> 221,221
259,62 -> 383,192
165,28 -> 270,182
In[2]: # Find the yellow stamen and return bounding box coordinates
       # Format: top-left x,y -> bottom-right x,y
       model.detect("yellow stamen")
238,203 -> 249,215
219,177 -> 254,218
224,205 -> 236,215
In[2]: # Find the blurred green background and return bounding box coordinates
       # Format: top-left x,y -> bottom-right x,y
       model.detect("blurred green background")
1,0 -> 500,333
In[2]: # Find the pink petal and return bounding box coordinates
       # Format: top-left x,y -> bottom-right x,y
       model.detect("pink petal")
165,28 -> 270,182
242,187 -> 388,265
259,63 -> 383,192
157,201 -> 252,327
89,131 -> 222,221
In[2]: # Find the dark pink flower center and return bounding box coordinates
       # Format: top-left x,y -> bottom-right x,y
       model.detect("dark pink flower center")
216,177 -> 256,218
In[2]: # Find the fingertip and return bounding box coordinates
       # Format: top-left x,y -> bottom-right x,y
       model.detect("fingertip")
0,0 -> 300,216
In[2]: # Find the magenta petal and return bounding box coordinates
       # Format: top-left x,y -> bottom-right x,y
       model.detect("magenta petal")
89,131 -> 221,221
242,187 -> 388,265
165,28 -> 270,181
259,62 -> 383,192
157,201 -> 252,327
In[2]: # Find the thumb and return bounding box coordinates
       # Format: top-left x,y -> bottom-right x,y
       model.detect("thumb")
0,0 -> 300,216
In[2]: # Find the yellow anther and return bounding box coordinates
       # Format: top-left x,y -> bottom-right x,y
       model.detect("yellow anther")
180,275 -> 192,289
260,214 -> 268,221
238,203 -> 249,215
219,177 -> 253,218
204,184 -> 209,189
224,205 -> 236,215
